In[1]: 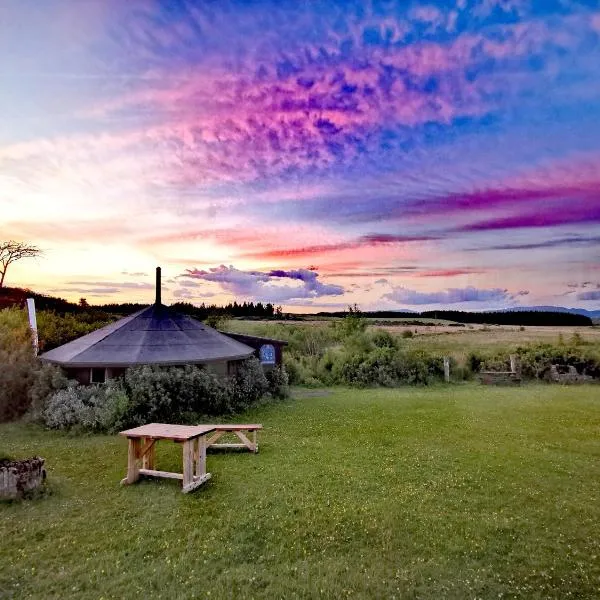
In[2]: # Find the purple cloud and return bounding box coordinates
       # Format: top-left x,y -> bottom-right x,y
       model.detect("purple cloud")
383,285 -> 519,305
577,290 -> 600,301
183,265 -> 344,302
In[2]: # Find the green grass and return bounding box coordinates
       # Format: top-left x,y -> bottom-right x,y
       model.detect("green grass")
2,385 -> 600,599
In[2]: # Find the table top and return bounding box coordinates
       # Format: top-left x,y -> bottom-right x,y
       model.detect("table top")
119,423 -> 217,441
205,424 -> 263,431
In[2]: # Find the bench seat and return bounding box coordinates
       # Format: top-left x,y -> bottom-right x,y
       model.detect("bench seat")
204,424 -> 262,453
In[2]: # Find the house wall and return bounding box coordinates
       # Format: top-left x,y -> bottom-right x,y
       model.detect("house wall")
63,361 -> 232,385
220,332 -> 285,367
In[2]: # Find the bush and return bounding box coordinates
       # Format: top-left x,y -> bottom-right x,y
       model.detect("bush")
516,344 -> 600,380
29,362 -> 69,421
230,358 -> 269,409
265,365 -> 290,399
0,308 -> 38,422
43,359 -> 274,433
37,310 -> 115,352
371,329 -> 399,349
121,364 -> 235,426
43,381 -> 128,432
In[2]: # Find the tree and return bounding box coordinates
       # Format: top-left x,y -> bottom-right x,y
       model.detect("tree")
0,241 -> 42,288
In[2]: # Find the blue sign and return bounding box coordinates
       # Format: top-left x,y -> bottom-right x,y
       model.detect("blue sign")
259,344 -> 275,364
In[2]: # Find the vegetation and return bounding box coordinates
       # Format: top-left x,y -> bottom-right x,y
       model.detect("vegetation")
0,307 -> 288,427
226,316 -> 600,387
2,385 -> 600,598
38,360 -> 286,433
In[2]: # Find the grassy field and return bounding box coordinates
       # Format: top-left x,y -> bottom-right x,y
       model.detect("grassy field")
227,318 -> 600,368
2,385 -> 600,599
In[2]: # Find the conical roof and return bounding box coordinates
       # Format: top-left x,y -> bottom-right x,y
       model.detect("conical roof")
39,304 -> 254,367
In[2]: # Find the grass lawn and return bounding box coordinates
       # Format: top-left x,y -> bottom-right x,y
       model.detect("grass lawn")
2,385 -> 600,599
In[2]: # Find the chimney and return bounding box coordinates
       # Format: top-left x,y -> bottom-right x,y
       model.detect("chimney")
155,267 -> 161,305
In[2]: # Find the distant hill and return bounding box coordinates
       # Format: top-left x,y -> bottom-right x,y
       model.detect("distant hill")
501,305 -> 600,319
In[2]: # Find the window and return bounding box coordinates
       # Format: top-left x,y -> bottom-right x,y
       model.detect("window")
90,367 -> 106,384
259,344 -> 275,364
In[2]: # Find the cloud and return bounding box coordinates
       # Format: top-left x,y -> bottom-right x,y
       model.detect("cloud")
458,199 -> 600,232
577,290 -> 600,301
468,235 -> 600,252
182,265 -> 344,302
50,287 -> 121,295
66,281 -> 155,290
383,285 -> 518,305
121,270 -> 149,277
246,233 -> 438,260
415,268 -> 484,277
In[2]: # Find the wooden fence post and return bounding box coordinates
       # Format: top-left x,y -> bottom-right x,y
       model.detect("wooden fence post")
510,354 -> 517,374
444,357 -> 450,383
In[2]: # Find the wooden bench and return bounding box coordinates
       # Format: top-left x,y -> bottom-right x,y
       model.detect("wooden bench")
119,423 -> 217,493
479,371 -> 521,386
205,424 -> 263,453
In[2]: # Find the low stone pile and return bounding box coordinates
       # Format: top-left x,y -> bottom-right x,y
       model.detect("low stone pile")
0,457 -> 46,499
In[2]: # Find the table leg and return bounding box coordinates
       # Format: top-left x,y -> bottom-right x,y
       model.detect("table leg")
252,429 -> 258,453
142,437 -> 156,469
196,435 -> 207,478
121,438 -> 141,485
182,440 -> 194,489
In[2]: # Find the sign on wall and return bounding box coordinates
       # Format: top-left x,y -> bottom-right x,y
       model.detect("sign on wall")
259,344 -> 275,364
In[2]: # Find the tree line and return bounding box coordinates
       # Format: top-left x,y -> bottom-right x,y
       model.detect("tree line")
316,309 -> 592,326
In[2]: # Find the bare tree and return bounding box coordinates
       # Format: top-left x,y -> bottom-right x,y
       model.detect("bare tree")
0,241 -> 42,288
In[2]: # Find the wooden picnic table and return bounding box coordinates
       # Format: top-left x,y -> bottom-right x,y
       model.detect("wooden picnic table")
205,424 -> 263,453
119,423 -> 217,493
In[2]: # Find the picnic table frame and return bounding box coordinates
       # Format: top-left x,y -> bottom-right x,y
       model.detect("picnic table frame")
119,424 -> 217,493
205,424 -> 263,453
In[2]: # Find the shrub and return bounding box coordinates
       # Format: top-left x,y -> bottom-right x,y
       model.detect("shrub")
230,358 -> 269,409
120,364 -> 233,426
516,344 -> 600,380
402,330 -> 414,339
29,362 -> 70,421
265,365 -> 290,399
397,350 -> 445,385
43,382 -> 128,432
371,329 -> 399,349
0,308 -> 38,422
37,310 -> 115,352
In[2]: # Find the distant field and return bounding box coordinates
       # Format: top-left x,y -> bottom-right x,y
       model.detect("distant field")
2,385 -> 599,599
227,318 -> 600,366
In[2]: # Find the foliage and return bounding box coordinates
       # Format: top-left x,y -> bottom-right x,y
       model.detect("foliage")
28,362 -> 70,421
42,359 -> 273,433
331,304 -> 367,338
230,358 -> 269,409
0,308 -> 37,422
43,381 -> 127,433
36,310 -> 114,352
203,312 -> 231,330
468,343 -> 600,380
265,365 -> 290,399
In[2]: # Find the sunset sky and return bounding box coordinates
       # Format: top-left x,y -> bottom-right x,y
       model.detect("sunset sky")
2,0 -> 599,311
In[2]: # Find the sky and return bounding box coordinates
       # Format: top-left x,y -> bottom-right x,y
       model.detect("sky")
1,0 -> 599,312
